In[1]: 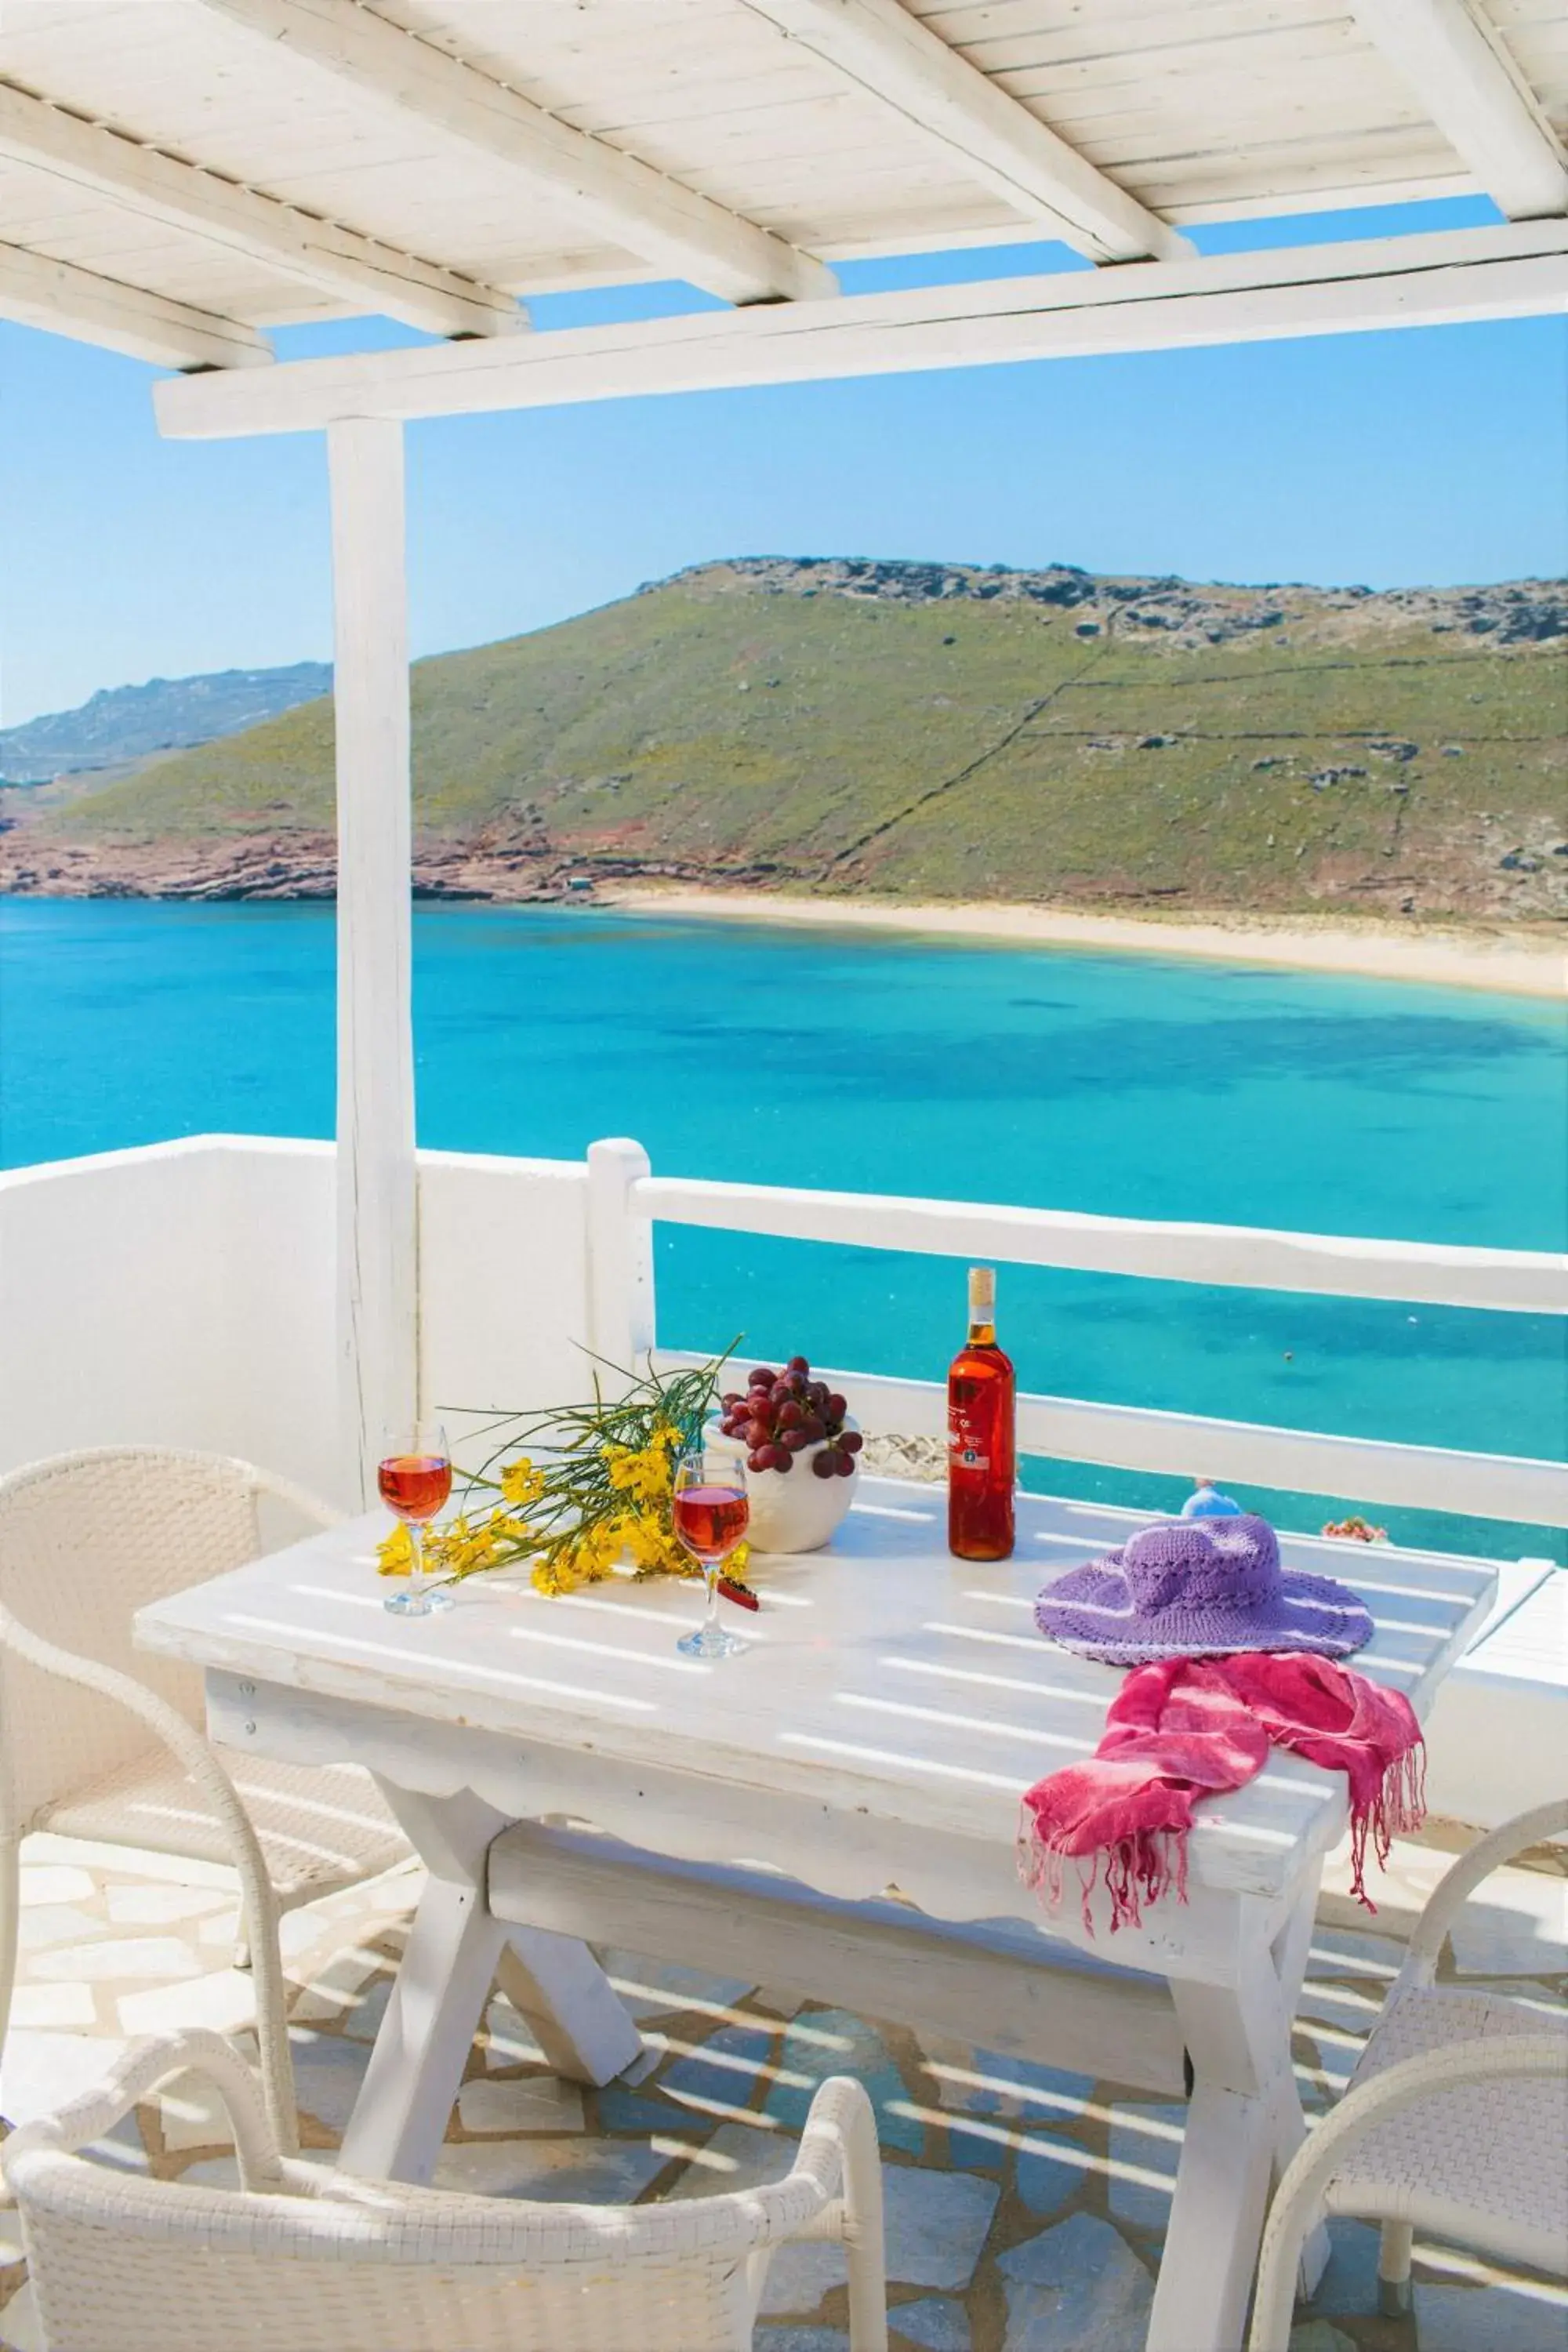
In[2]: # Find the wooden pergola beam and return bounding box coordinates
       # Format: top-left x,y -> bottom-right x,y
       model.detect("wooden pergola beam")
191,0 -> 839,307
0,237 -> 271,368
0,78 -> 522,339
739,0 -> 1189,264
1350,0 -> 1568,220
155,220 -> 1568,438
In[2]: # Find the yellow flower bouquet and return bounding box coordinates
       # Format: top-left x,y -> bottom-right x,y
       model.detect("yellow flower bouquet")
376,1353 -> 747,1599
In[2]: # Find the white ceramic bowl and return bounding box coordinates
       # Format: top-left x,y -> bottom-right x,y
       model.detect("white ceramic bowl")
707,1419 -> 860,1555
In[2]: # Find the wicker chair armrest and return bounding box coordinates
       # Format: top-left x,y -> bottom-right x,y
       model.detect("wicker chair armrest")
2,2031 -> 283,2196
0,1601 -> 297,2156
1397,1798 -> 1568,1993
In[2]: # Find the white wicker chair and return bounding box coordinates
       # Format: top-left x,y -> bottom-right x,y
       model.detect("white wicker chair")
1250,1798 -> 1568,2350
2,2028 -> 889,2352
0,1447 -> 407,2154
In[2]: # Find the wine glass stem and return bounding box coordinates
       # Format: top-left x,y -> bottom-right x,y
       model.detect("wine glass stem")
412,1519 -> 429,1600
704,1565 -> 720,1631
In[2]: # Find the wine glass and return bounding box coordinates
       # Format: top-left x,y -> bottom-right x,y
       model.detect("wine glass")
378,1421 -> 454,1617
670,1446 -> 750,1659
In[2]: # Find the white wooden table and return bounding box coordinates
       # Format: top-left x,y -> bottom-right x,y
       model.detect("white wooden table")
136,1479 -> 1494,2352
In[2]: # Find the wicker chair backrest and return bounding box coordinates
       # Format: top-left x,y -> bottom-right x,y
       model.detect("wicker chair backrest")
0,1448 -> 261,1831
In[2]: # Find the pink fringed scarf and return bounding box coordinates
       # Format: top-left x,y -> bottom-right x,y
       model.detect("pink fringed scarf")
1019,1651 -> 1425,1932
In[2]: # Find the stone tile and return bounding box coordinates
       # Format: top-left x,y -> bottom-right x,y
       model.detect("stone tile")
0,2031 -> 128,2127
752,1986 -> 809,2020
1016,2132 -> 1087,2216
17,1905 -> 103,1951
1305,1926 -> 1403,1978
970,2053 -> 1094,2123
755,2333 -> 851,2352
1317,1834 -> 1450,1936
662,2021 -> 778,2118
196,1905 -> 244,1948
1288,2324 -> 1355,2352
456,2074 -> 585,2135
997,2212 -> 1153,2352
289,1943 -> 390,2025
1413,2281 -> 1568,2350
339,1971 -> 396,2045
0,2279 -> 42,2352
103,1884 -> 234,1927
17,1865 -> 94,1907
288,2027 -> 372,2137
596,2082 -> 696,2135
764,2010 -> 923,2157
893,2293 -> 973,2350
118,1965 -> 254,2037
664,2118 -> 797,2200
762,2166 -> 999,2312
1306,2217 -> 1383,2318
1446,1867 -> 1568,1979
482,1995 -> 547,2069
1294,1980 -> 1383,2037
8,1982 -> 96,2030
31,1933 -> 204,1984
434,2135 -> 667,2203
20,1835 -> 234,1889
596,1949 -> 754,2024
176,2154 -> 241,2189
1106,2103 -> 1185,2233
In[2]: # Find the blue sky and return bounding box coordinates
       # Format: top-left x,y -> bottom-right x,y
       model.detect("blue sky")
2,196 -> 1563,727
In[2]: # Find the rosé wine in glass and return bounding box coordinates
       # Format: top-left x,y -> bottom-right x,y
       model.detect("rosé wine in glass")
672,1450 -> 749,1659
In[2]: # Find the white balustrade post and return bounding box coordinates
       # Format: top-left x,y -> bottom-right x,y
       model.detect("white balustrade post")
328,416 -> 418,1508
586,1138 -> 655,1378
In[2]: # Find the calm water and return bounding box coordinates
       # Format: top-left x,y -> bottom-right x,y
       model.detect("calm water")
2,898 -> 1563,1558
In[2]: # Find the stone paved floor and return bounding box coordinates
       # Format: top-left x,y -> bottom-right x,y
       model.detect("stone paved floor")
2,1824 -> 1563,2352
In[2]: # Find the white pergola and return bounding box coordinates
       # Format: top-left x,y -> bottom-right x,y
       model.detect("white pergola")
5,0 -> 1565,1502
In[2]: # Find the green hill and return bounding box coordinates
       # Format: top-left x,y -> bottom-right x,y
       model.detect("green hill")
5,557 -> 1564,921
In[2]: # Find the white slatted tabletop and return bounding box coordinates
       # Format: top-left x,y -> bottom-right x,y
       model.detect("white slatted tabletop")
136,1479 -> 1494,1905
134,1483 -> 1496,2350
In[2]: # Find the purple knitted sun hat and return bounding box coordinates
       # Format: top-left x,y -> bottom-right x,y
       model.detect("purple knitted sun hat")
1035,1513 -> 1373,1667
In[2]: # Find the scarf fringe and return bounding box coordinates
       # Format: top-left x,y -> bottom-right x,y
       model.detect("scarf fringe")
1018,1807 -> 1189,1936
1346,1734 -> 1427,1912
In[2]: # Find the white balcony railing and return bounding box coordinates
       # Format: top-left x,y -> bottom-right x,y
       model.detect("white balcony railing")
584,1140 -> 1568,1531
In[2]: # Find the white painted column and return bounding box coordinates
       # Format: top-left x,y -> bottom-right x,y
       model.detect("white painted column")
328,416 -> 417,1508
586,1138 -> 655,1375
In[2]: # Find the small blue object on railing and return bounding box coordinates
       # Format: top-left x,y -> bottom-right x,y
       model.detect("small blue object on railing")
1181,1479 -> 1243,1519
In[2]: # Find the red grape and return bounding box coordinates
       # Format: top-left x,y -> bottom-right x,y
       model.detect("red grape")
826,1394 -> 847,1422
721,1392 -> 742,1410
788,1355 -> 810,1373
811,1450 -> 837,1479
781,1428 -> 809,1453
748,1367 -> 775,1389
745,1418 -> 772,1449
834,1450 -> 856,1477
808,1383 -> 829,1409
799,1414 -> 825,1445
840,1428 -> 863,1455
764,1442 -> 793,1473
770,1383 -> 793,1406
746,1449 -> 768,1473
775,1399 -> 804,1429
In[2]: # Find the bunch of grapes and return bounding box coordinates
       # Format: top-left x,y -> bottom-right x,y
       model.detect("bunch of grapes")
718,1356 -> 864,1480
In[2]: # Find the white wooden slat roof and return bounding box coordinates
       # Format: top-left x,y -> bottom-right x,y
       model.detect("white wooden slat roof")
2,0 -> 1566,376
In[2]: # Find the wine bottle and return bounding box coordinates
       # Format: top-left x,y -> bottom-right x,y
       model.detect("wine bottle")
947,1265 -> 1016,1560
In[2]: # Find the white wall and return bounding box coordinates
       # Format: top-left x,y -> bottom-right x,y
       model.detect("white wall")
0,1136 -> 591,1502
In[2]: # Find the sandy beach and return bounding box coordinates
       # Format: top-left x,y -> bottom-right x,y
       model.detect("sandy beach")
599,887 -> 1566,998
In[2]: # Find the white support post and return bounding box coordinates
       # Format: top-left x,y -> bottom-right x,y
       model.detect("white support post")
586,1138 -> 655,1379
328,416 -> 418,1508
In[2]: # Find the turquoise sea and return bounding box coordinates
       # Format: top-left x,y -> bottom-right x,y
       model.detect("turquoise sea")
2,898 -> 1563,1560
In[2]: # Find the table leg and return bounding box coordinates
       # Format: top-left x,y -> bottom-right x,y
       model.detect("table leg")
1149,1883 -> 1322,2352
336,1783 -> 641,2184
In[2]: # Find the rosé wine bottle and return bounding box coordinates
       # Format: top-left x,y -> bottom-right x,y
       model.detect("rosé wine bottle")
947,1266 -> 1015,1561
